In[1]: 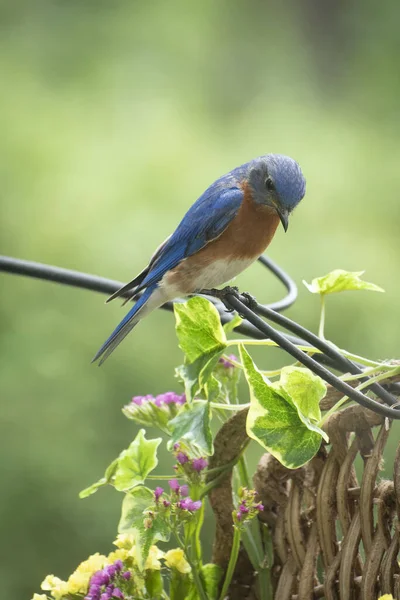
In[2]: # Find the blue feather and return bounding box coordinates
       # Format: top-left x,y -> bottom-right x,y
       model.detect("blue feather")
92,285 -> 157,365
134,186 -> 244,292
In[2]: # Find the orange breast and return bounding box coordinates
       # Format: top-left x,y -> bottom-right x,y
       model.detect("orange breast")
164,182 -> 280,293
195,181 -> 280,264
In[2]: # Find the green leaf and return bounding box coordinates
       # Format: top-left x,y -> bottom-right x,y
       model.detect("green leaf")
79,458 -> 119,498
303,269 -> 384,295
118,486 -> 170,570
201,564 -> 223,600
169,570 -> 191,600
145,569 -> 163,597
169,401 -> 213,455
278,366 -> 326,424
223,313 -> 243,334
174,297 -> 227,363
240,346 -> 323,469
114,429 -> 161,492
175,350 -> 223,402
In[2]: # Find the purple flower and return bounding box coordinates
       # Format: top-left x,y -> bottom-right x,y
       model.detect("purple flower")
236,511 -> 242,521
88,584 -> 101,597
106,584 -> 115,594
218,354 -> 237,369
178,498 -> 202,511
176,452 -> 189,464
122,571 -> 131,580
163,499 -> 171,507
168,479 -> 180,492
100,594 -> 110,600
255,503 -> 264,512
112,589 -> 124,599
180,484 -> 189,497
192,458 -> 208,472
155,392 -> 186,406
239,504 -> 249,514
106,564 -> 118,578
154,487 -> 164,501
114,559 -> 123,571
173,443 -> 180,451
131,394 -> 154,406
90,570 -> 110,587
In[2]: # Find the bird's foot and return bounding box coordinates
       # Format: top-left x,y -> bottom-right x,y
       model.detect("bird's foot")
199,286 -> 258,314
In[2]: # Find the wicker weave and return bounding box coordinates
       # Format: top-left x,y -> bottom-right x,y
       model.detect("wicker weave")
253,405 -> 400,600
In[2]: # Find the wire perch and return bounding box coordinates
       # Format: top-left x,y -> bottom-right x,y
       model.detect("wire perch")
0,254 -> 399,418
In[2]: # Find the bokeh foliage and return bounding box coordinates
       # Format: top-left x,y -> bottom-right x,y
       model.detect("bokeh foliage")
1,1 -> 399,598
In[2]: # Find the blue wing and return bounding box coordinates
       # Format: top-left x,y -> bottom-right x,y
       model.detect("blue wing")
107,182 -> 244,303
93,183 -> 244,365
132,184 -> 244,293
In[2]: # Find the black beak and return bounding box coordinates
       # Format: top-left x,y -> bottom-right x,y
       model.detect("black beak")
276,206 -> 289,232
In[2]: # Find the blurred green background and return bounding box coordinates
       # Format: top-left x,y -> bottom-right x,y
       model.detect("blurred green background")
1,1 -> 399,597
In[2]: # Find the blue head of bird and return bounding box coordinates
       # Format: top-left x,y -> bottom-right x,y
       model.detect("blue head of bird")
247,154 -> 306,231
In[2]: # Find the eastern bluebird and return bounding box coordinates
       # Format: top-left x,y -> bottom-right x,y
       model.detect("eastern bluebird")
93,154 -> 306,364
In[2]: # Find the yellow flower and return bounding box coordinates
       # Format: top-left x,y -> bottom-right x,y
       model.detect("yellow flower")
164,548 -> 191,574
113,533 -> 136,550
378,596 -> 394,600
107,548 -> 130,563
40,575 -> 69,600
145,546 -> 164,571
67,571 -> 91,595
64,552 -> 108,595
75,552 -> 107,574
32,595 -> 48,600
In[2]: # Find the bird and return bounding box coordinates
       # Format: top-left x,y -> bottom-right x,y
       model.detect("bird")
93,154 -> 306,364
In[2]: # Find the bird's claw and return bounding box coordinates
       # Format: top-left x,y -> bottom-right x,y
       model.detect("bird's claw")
240,291 -> 258,311
199,286 -> 258,315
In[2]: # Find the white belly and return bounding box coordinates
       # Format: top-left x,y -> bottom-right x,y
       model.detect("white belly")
192,258 -> 255,289
161,257 -> 255,298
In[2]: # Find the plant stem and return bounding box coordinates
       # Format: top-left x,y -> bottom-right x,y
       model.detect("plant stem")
340,362 -> 395,381
234,456 -> 270,600
219,527 -> 241,600
318,295 -> 326,339
228,336 -> 387,368
209,401 -> 250,411
147,474 -> 185,480
173,530 -> 208,600
319,366 -> 400,426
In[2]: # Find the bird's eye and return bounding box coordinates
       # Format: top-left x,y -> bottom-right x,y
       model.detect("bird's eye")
265,177 -> 275,192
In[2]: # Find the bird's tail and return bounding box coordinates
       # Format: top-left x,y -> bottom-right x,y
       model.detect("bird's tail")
92,284 -> 162,365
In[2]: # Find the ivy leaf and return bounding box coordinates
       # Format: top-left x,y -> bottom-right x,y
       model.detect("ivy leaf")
175,350 -> 223,402
278,366 -> 326,424
79,458 -> 119,498
303,269 -> 384,295
118,486 -> 170,570
240,346 -> 324,469
169,401 -> 213,455
174,297 -> 227,363
223,313 -> 243,334
114,429 -> 161,492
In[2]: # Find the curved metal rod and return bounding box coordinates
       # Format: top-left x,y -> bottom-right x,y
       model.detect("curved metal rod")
0,255 -> 398,416
0,254 -> 342,371
257,255 -> 298,312
225,293 -> 400,419
253,300 -> 397,407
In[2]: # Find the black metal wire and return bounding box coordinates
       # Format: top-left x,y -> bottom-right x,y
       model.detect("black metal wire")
0,254 -> 398,418
225,294 -> 400,419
